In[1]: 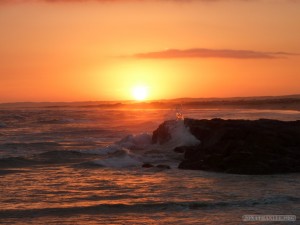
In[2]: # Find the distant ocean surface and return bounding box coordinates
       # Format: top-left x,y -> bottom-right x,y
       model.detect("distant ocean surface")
0,105 -> 299,224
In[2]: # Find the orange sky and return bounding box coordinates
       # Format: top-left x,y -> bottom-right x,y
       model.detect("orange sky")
0,0 -> 300,102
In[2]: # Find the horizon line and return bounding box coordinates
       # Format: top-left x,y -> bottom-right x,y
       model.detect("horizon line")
1,93 -> 300,105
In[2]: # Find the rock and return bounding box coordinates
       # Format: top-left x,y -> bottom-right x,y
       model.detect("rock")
142,163 -> 170,169
156,164 -> 171,169
153,118 -> 300,175
142,163 -> 154,168
152,120 -> 175,144
173,146 -> 187,153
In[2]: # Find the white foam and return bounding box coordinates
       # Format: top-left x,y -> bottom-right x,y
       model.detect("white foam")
81,120 -> 200,168
117,133 -> 152,150
162,120 -> 200,149
81,144 -> 122,155
92,150 -> 142,168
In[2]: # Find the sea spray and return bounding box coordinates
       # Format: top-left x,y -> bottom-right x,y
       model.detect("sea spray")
163,120 -> 200,148
92,149 -> 143,168
116,133 -> 152,150
1,107 -> 300,225
81,119 -> 200,168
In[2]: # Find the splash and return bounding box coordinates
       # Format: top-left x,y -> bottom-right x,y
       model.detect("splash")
81,119 -> 200,168
175,104 -> 184,121
92,149 -> 142,168
163,120 -> 200,148
79,106 -> 200,168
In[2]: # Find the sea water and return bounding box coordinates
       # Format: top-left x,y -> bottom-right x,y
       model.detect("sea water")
0,106 -> 299,224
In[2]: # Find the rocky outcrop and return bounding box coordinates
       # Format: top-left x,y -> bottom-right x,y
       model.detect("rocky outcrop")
152,118 -> 300,175
152,120 -> 173,144
142,163 -> 171,170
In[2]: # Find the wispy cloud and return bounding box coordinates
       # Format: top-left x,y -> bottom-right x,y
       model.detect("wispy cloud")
133,48 -> 295,59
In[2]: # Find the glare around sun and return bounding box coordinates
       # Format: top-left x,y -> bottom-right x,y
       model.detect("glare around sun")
132,86 -> 148,101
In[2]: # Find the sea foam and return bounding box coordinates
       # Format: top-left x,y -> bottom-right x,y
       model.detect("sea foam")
83,120 -> 200,168
162,120 -> 200,148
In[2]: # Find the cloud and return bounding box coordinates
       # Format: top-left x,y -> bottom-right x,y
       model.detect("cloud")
133,48 -> 295,59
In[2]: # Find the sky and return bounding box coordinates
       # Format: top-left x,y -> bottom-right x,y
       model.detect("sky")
0,0 -> 300,102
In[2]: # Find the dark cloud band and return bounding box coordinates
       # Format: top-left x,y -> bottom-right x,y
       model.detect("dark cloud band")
134,48 -> 294,59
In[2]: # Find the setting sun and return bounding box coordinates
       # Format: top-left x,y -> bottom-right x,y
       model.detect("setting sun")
132,86 -> 148,101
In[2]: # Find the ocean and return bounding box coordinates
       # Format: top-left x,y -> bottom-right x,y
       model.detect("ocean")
0,105 -> 299,224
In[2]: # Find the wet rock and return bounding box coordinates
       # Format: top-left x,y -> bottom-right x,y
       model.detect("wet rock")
142,163 -> 170,169
154,118 -> 300,174
142,163 -> 154,168
152,120 -> 175,144
156,164 -> 171,169
173,146 -> 187,153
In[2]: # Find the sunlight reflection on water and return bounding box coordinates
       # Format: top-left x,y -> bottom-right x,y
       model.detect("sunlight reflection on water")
0,107 -> 300,224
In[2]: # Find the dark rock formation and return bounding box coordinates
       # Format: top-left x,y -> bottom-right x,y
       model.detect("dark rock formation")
173,146 -> 187,153
152,118 -> 300,175
142,163 -> 154,168
156,164 -> 171,169
142,163 -> 171,169
152,120 -> 173,144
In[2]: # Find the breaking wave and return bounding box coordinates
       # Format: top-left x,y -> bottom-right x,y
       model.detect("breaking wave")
1,195 -> 298,218
79,120 -> 200,168
0,120 -> 200,169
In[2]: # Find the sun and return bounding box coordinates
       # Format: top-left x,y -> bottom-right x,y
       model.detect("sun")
132,86 -> 148,101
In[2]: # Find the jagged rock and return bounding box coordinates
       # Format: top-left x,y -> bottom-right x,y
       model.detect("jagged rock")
153,118 -> 300,175
152,120 -> 174,144
142,163 -> 170,169
142,163 -> 154,168
156,164 -> 171,169
173,146 -> 187,153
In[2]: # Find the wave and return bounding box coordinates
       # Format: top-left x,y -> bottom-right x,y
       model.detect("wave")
37,118 -> 74,124
0,169 -> 25,176
1,196 -> 299,218
0,150 -> 95,168
77,149 -> 143,168
78,120 -> 200,168
0,120 -> 200,169
37,150 -> 89,158
1,142 -> 60,148
0,157 -> 37,168
35,150 -> 95,163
